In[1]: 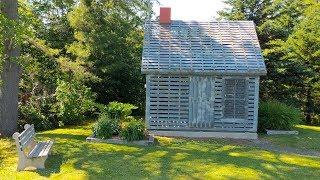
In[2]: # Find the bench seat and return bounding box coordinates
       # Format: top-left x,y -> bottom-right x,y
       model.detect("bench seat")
28,140 -> 54,158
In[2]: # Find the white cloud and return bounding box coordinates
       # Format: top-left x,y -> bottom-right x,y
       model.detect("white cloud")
153,0 -> 227,21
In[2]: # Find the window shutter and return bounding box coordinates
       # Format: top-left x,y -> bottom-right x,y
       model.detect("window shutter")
224,78 -> 247,119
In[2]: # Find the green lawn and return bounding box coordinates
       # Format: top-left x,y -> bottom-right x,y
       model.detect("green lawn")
262,125 -> 320,152
1,123 -> 320,179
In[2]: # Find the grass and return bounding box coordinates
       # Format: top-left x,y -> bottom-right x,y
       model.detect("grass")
262,125 -> 320,152
0,123 -> 319,179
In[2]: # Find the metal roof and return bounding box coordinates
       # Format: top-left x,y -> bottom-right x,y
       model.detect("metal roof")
141,20 -> 267,75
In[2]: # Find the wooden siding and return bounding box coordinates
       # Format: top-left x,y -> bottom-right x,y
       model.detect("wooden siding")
147,75 -> 190,129
188,76 -> 223,128
146,75 -> 259,132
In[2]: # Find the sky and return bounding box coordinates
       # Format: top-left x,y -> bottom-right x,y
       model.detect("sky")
152,0 -> 227,21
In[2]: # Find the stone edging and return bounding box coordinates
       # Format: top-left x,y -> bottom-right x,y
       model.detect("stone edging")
266,130 -> 299,135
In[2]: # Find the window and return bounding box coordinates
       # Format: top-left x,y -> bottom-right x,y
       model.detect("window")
224,78 -> 247,119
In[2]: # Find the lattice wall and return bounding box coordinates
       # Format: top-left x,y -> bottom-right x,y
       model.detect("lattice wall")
224,78 -> 247,119
188,76 -> 224,128
146,75 -> 259,132
146,75 -> 190,129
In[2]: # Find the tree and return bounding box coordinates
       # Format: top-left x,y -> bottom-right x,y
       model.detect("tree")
280,4 -> 320,124
257,0 -> 313,104
18,0 -> 70,130
67,0 -> 154,113
218,0 -> 272,44
0,0 -> 20,136
218,0 -> 320,124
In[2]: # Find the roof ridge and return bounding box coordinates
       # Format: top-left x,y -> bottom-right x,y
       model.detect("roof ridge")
146,20 -> 255,23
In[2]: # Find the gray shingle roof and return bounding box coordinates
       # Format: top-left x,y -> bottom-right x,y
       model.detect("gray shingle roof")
141,20 -> 267,75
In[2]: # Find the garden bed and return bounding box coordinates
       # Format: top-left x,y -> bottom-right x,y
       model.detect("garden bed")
86,134 -> 155,146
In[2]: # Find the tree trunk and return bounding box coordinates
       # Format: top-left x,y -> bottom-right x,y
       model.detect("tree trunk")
305,86 -> 313,125
0,0 -> 20,136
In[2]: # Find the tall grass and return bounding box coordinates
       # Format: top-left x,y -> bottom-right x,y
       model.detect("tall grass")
258,100 -> 302,132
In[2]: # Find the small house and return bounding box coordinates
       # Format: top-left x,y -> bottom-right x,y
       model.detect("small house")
141,8 -> 267,139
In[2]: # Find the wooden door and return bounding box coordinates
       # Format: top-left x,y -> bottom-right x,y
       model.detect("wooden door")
189,76 -> 216,128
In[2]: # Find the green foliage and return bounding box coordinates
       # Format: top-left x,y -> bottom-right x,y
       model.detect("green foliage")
16,0 -> 72,131
66,0 -> 152,113
0,0 -> 34,64
0,13 -> 5,61
219,0 -> 320,125
122,116 -> 136,123
258,101 -> 302,132
93,102 -> 142,140
281,3 -> 320,124
18,92 -> 57,131
120,118 -> 146,141
311,115 -> 320,126
11,0 -> 154,131
19,104 -> 52,131
94,113 -> 119,139
218,0 -> 271,27
55,80 -> 95,125
105,102 -> 138,119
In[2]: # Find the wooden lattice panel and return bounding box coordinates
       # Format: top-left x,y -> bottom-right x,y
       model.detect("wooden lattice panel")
142,21 -> 266,75
224,78 -> 247,119
146,75 -> 190,129
187,76 -> 258,131
219,77 -> 257,131
247,77 -> 259,130
146,75 -> 259,132
188,76 -> 224,128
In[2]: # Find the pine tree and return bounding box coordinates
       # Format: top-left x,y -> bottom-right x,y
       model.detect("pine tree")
281,3 -> 320,124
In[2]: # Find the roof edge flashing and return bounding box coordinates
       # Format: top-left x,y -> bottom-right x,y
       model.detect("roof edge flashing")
141,69 -> 267,76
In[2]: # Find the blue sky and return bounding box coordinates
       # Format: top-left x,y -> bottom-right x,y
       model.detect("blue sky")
152,0 -> 227,21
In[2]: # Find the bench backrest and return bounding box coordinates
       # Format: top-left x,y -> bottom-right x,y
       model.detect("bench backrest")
12,124 -> 36,152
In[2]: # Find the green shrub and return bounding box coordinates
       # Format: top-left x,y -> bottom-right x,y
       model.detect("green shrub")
94,113 -> 119,139
311,115 -> 320,126
120,118 -> 146,141
19,104 -> 53,131
122,116 -> 136,122
55,80 -> 95,125
18,95 -> 56,131
105,102 -> 137,119
258,100 -> 302,132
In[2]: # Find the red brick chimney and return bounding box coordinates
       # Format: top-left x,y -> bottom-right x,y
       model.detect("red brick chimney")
159,7 -> 171,24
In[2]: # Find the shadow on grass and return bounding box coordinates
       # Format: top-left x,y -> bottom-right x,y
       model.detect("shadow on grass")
21,132 -> 88,177
70,139 -> 320,179
25,125 -> 320,179
35,153 -> 64,177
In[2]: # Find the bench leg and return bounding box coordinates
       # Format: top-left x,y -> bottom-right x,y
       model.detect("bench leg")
17,157 -> 47,171
17,158 -> 27,171
30,157 -> 47,169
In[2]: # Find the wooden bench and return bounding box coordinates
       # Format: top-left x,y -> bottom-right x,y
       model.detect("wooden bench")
12,124 -> 54,171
